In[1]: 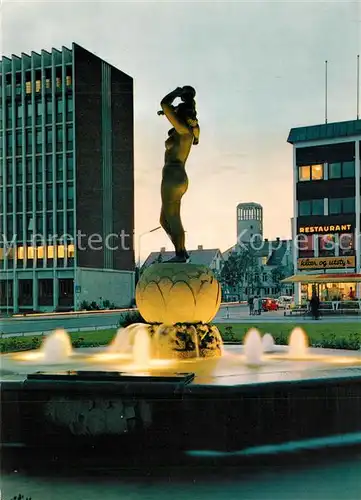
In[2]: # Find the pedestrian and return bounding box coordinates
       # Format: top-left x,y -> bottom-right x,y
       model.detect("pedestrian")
248,296 -> 254,316
309,292 -> 320,320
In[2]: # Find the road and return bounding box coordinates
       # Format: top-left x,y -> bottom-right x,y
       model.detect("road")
0,304 -> 359,337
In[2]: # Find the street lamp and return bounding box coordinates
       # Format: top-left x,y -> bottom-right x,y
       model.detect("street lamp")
137,226 -> 162,269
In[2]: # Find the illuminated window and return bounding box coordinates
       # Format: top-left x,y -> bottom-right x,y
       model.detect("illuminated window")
298,166 -> 310,181
25,81 -> 31,94
311,164 -> 323,180
319,235 -> 335,256
27,247 -> 34,259
67,244 -> 74,257
56,77 -> 61,88
17,247 -> 25,260
57,245 -> 65,258
45,79 -> 51,89
66,75 -> 72,86
47,246 -> 54,258
35,80 -> 41,92
298,164 -> 323,181
37,247 -> 44,259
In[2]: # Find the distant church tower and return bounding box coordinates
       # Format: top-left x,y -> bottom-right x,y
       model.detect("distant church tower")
236,202 -> 263,244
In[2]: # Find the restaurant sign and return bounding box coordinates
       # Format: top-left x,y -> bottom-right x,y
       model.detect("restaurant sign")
298,224 -> 352,234
297,256 -> 355,270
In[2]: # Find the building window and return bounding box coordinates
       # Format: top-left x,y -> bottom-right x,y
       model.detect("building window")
298,164 -> 323,182
16,131 -> 22,155
26,186 -> 33,211
6,104 -> 12,128
66,97 -> 73,121
7,190 -> 13,212
16,159 -> 23,184
6,160 -> 13,184
329,161 -> 355,179
67,212 -> 74,234
56,155 -> 63,181
339,233 -> 354,256
36,129 -> 42,153
46,128 -> 53,152
6,132 -> 12,156
36,158 -> 42,183
16,186 -> 23,212
57,212 -> 64,235
329,197 -> 355,215
46,99 -> 52,124
66,126 -> 73,150
318,234 -> 335,257
66,154 -> 74,180
26,101 -> 32,125
56,184 -> 64,209
35,101 -> 42,125
56,97 -> 63,122
16,102 -> 22,126
26,130 -> 32,154
46,155 -> 53,182
25,81 -> 32,94
56,126 -> 63,151
298,199 -> 324,216
46,214 -> 53,239
67,184 -> 74,208
36,186 -> 43,210
299,234 -> 314,258
46,185 -> 53,210
25,158 -> 32,184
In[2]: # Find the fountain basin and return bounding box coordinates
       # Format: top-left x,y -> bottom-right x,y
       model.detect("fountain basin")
2,344 -> 361,459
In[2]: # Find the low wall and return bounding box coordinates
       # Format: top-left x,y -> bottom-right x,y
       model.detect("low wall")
75,268 -> 135,309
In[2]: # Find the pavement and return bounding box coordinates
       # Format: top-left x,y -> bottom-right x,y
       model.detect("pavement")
0,304 -> 359,338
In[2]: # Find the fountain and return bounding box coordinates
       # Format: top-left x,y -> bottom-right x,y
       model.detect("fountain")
41,329 -> 73,363
243,328 -> 263,365
288,327 -> 309,358
262,333 -> 275,353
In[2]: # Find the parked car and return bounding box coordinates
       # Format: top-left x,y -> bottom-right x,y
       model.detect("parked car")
262,298 -> 279,312
277,296 -> 293,309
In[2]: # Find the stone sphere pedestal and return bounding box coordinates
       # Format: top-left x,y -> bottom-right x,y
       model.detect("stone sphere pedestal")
135,263 -> 222,358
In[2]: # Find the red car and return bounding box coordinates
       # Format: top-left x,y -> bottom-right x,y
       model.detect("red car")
262,298 -> 279,312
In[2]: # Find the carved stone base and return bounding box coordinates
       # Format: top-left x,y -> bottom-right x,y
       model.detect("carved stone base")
148,323 -> 223,359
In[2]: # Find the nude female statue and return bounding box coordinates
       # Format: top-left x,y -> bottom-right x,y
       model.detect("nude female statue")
158,86 -> 200,263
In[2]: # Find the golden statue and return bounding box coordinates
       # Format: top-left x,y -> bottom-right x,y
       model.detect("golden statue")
158,86 -> 200,262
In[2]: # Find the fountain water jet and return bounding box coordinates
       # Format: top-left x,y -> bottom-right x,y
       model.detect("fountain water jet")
133,325 -> 152,366
41,329 -> 72,363
262,333 -> 275,353
244,328 -> 263,365
288,327 -> 309,358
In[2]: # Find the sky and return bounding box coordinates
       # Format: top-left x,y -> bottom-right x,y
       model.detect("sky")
1,0 -> 361,261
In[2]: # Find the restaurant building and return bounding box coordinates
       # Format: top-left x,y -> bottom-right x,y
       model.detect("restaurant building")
0,43 -> 135,313
287,119 -> 361,303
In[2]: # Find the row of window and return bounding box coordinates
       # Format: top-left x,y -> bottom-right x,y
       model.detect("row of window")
298,161 -> 356,182
237,208 -> 262,221
2,211 -> 75,242
1,126 -> 73,156
1,244 -> 75,260
3,67 -> 72,96
298,197 -> 355,216
1,154 -> 74,184
2,183 -> 74,213
298,233 -> 353,258
0,97 -> 73,129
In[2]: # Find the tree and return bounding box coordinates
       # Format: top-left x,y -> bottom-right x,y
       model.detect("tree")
220,247 -> 259,296
271,265 -> 288,293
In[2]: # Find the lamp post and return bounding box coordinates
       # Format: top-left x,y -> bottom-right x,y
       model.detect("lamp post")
137,226 -> 161,270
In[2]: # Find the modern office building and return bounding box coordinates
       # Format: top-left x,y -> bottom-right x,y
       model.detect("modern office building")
236,202 -> 263,244
287,119 -> 361,303
0,43 -> 135,313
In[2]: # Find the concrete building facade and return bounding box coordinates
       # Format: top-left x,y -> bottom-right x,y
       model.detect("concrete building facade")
0,43 -> 135,313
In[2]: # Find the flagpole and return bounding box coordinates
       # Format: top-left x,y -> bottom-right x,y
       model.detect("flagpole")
325,60 -> 328,124
357,55 -> 360,120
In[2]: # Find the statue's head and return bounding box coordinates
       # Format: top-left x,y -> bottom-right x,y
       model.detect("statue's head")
181,85 -> 196,103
